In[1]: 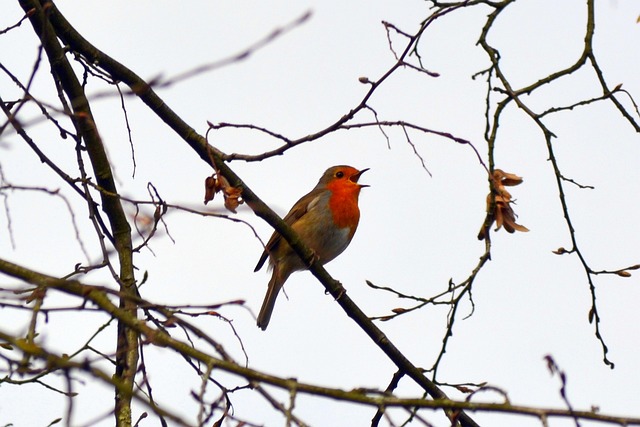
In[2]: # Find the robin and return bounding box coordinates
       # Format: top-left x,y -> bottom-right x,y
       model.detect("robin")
254,165 -> 369,330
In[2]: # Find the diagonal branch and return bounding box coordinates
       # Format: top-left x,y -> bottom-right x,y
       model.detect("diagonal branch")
43,3 -> 480,425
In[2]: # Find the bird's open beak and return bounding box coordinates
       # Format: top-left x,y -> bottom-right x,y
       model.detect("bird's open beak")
350,168 -> 370,187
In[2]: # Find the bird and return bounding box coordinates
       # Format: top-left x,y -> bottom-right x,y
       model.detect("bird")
254,165 -> 369,330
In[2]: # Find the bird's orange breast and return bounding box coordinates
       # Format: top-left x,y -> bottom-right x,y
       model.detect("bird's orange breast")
326,181 -> 362,233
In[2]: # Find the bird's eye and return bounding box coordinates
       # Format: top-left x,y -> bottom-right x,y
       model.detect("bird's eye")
335,171 -> 344,178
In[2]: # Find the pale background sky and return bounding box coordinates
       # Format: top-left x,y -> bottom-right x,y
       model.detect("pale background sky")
1,1 -> 639,426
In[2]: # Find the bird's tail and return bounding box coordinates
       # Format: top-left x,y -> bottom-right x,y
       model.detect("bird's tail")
257,270 -> 284,330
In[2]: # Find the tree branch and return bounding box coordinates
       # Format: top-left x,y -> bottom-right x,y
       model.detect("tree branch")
18,1 -> 140,424
43,3 -> 481,425
1,257 -> 639,426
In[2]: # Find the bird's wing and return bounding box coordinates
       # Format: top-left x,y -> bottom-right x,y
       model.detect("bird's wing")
253,190 -> 322,272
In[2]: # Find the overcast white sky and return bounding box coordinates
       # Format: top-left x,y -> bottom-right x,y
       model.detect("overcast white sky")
1,1 -> 640,426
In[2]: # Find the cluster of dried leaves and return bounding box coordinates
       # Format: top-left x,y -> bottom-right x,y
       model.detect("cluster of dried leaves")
478,169 -> 529,240
204,172 -> 243,213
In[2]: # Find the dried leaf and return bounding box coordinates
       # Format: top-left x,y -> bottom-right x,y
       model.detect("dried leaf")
495,169 -> 523,187
478,168 -> 528,240
203,173 -> 244,213
216,174 -> 231,190
204,175 -> 217,204
493,201 -> 503,229
223,185 -> 243,213
506,221 -> 529,233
